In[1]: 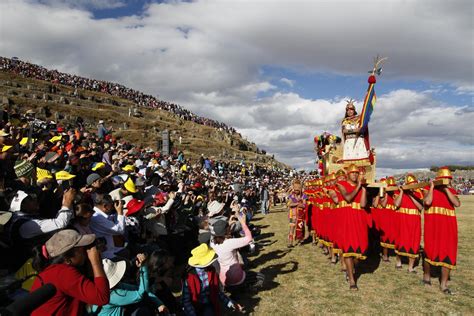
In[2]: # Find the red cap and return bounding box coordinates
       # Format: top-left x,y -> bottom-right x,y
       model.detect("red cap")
126,198 -> 145,216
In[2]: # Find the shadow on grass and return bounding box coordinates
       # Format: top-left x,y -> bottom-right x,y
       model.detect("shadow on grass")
228,261 -> 299,314
255,232 -> 275,241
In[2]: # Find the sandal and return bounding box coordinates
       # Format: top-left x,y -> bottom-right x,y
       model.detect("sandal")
422,279 -> 432,286
395,265 -> 402,270
441,288 -> 452,295
407,269 -> 417,274
382,258 -> 390,263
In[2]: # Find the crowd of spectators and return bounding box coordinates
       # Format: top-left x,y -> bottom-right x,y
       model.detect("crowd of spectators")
0,106 -> 291,315
0,57 -> 237,134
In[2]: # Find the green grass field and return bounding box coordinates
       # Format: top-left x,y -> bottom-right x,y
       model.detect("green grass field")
234,196 -> 474,315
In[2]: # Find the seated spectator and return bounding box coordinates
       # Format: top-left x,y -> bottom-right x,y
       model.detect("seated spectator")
30,229 -> 109,316
91,254 -> 167,316
182,244 -> 243,315
89,194 -> 126,259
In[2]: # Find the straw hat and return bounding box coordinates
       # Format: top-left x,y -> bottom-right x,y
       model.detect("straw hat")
102,258 -> 127,289
188,244 -> 218,268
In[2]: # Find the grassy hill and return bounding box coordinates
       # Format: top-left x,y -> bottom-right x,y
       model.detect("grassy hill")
0,71 -> 288,169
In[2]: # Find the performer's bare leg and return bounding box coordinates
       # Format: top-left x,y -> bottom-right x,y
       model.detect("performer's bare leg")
440,267 -> 451,291
344,257 -> 357,289
395,254 -> 402,269
340,254 -> 347,271
423,260 -> 431,285
382,247 -> 389,261
408,257 -> 416,272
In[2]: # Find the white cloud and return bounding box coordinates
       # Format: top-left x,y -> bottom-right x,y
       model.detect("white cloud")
0,0 -> 472,171
280,78 -> 294,87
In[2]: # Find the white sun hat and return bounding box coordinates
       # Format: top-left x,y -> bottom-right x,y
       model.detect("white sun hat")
207,200 -> 225,217
102,258 -> 127,289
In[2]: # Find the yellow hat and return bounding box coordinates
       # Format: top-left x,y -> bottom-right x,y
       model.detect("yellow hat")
386,176 -> 396,187
19,137 -> 36,146
2,145 -> 13,152
328,173 -> 337,181
405,174 -> 418,185
335,169 -> 346,178
122,165 -> 135,172
436,166 -> 453,179
37,168 -> 53,182
124,177 -> 137,193
379,178 -> 387,183
55,170 -> 76,181
346,164 -> 359,174
49,135 -> 63,143
92,162 -> 106,171
188,244 -> 217,268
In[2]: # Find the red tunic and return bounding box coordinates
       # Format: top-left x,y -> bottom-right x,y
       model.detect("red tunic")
379,194 -> 397,249
423,187 -> 458,269
320,187 -> 331,246
30,264 -> 109,316
332,187 -> 345,252
394,191 -> 422,258
338,181 -> 369,259
312,190 -> 322,239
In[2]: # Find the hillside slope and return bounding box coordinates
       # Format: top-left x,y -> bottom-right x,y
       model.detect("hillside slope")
0,71 -> 288,169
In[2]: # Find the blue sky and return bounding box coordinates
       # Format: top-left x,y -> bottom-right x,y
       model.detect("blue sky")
1,0 -> 473,173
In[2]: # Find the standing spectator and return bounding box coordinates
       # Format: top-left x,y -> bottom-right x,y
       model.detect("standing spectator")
260,185 -> 269,215
89,194 -> 126,259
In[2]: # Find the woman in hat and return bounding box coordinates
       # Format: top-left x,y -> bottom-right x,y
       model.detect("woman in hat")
393,174 -> 423,272
91,253 -> 167,316
422,167 -> 460,294
30,229 -> 109,316
336,164 -> 368,290
182,243 -> 242,316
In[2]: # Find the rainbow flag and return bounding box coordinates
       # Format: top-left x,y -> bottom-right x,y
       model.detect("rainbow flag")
358,76 -> 376,130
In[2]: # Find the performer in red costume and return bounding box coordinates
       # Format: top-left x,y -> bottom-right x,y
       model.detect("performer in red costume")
324,173 -> 339,264
422,167 -> 460,294
332,169 -> 348,271
312,179 -> 324,248
379,176 -> 397,262
336,164 -> 368,290
393,174 -> 423,272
